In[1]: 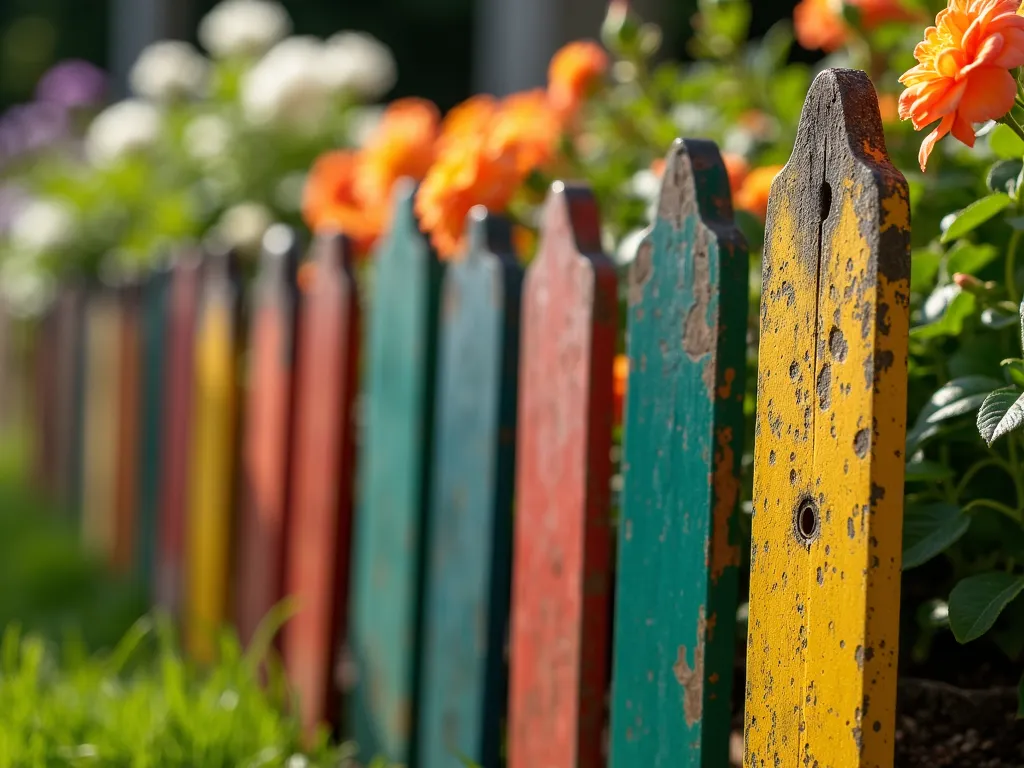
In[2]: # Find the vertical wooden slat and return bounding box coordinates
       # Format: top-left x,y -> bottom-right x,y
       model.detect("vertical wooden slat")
137,266 -> 171,595
609,139 -> 749,767
236,226 -> 300,647
157,254 -> 202,616
349,185 -> 443,765
507,182 -> 617,768
282,232 -> 360,738
32,302 -> 58,495
744,68 -> 910,768
114,282 -> 142,573
186,246 -> 241,663
418,210 -> 522,768
53,285 -> 84,509
81,286 -> 123,562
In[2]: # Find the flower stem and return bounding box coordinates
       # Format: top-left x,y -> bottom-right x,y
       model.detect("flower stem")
1004,113 -> 1024,143
963,498 -> 1023,522
1007,228 -> 1022,303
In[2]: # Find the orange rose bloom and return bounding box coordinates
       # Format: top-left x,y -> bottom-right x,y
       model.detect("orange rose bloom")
721,153 -> 750,195
302,150 -> 384,254
415,135 -> 522,259
613,354 -> 629,425
734,165 -> 783,221
795,0 -> 916,51
356,97 -> 440,207
548,40 -> 609,120
489,89 -> 563,176
436,95 -> 498,154
899,0 -> 1024,171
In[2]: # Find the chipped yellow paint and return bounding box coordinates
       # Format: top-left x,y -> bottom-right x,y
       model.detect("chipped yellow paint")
186,303 -> 237,663
81,295 -> 122,562
746,180 -> 909,767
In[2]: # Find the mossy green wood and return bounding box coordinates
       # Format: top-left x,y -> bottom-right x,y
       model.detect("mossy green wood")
136,267 -> 170,597
350,184 -> 443,766
610,139 -> 749,767
418,210 -> 521,768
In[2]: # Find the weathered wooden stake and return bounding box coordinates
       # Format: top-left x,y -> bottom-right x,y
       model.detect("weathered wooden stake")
81,287 -> 123,561
744,68 -> 910,768
507,182 -> 617,768
137,266 -> 171,594
349,185 -> 443,765
237,226 -> 300,648
282,231 -> 360,739
157,254 -> 202,616
417,209 -> 521,768
610,139 -> 748,767
186,246 -> 241,663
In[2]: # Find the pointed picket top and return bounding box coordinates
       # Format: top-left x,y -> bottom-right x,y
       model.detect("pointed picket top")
535,181 -> 604,263
311,229 -> 356,273
257,224 -> 300,292
463,205 -> 515,265
745,68 -> 911,768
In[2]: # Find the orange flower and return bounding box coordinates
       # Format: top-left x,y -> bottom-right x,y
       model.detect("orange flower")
302,150 -> 384,254
734,165 -> 783,221
650,157 -> 666,178
795,0 -> 916,51
356,97 -> 440,207
721,153 -> 750,195
794,0 -> 851,51
899,0 -> 1024,171
548,40 -> 609,120
489,89 -> 563,176
415,135 -> 522,259
436,95 -> 498,154
614,354 -> 629,425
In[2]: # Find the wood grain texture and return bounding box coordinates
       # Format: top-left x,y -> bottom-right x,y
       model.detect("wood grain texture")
507,183 -> 617,768
744,69 -> 910,768
349,185 -> 443,766
158,255 -> 203,616
81,288 -> 123,563
417,210 -> 521,768
281,232 -> 360,739
237,228 -> 300,648
610,139 -> 749,768
137,267 -> 171,597
186,247 -> 242,663
114,282 -> 142,573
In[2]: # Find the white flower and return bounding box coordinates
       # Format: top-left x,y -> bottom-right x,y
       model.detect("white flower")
198,0 -> 292,59
615,227 -> 647,266
214,202 -> 274,256
0,253 -> 53,318
628,169 -> 660,202
321,32 -> 396,99
85,100 -> 161,165
184,114 -> 231,160
129,40 -> 209,101
240,36 -> 332,131
9,198 -> 75,254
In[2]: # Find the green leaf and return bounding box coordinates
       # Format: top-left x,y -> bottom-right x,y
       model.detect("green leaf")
906,375 -> 1002,452
987,159 -> 1024,196
1002,359 -> 1024,388
912,288 -> 976,340
911,248 -> 941,294
904,459 -> 953,482
948,572 -> 1024,643
946,242 -> 999,276
977,387 -> 1024,445
981,307 -> 1019,329
989,123 -> 1024,159
903,504 -> 970,570
940,193 -> 1011,243
1019,296 -> 1024,355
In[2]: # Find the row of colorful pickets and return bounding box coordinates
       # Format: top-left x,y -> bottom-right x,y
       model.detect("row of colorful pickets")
27,68 -> 912,768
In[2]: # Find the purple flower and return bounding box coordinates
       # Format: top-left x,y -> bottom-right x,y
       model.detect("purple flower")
35,59 -> 107,109
0,102 -> 70,164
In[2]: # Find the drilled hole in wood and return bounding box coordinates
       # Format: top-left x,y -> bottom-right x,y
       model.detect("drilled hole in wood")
820,181 -> 833,221
795,497 -> 819,543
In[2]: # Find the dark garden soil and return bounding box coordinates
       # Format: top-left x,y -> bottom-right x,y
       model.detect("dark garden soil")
725,630 -> 1024,767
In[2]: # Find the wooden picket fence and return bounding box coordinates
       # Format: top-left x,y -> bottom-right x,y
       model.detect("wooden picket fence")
26,68 -> 910,768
